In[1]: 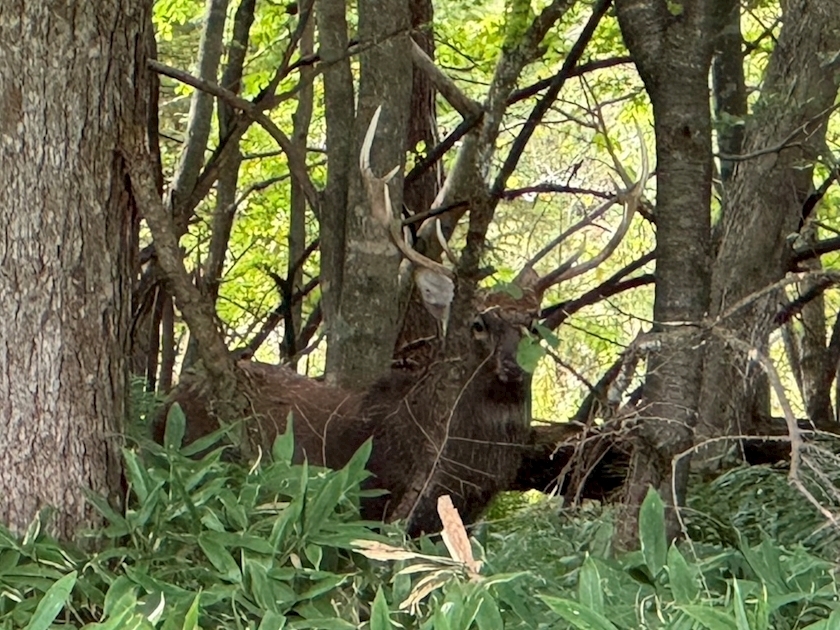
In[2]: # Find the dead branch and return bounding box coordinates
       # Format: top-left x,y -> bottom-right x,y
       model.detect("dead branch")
410,40 -> 481,120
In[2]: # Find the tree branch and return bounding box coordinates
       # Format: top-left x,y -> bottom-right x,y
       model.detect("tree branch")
149,59 -> 320,216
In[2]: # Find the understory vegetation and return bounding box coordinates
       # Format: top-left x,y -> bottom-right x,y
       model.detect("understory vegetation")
5,0 -> 840,628
2,406 -> 839,629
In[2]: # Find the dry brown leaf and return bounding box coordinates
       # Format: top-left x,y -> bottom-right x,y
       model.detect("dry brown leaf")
396,562 -> 445,576
437,495 -> 481,575
351,539 -> 421,562
400,570 -> 454,612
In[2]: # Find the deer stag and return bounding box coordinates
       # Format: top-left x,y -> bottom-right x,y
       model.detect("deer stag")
154,108 -> 647,536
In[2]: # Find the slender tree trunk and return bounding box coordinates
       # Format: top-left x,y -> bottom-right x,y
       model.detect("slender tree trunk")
795,222 -> 832,426
404,0 -> 438,218
129,26 -> 164,389
287,16 -> 315,366
711,0 -> 745,189
324,0 -> 413,388
317,0 -> 355,380
0,0 -> 152,538
180,0 -> 230,368
203,0 -> 255,308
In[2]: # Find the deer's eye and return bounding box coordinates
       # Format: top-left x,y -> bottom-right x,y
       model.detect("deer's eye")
471,317 -> 488,337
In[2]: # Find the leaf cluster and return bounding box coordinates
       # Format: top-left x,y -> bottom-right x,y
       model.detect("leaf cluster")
3,426 -> 840,629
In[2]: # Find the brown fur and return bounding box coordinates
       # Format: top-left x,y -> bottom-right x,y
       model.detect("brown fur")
153,304 -> 534,536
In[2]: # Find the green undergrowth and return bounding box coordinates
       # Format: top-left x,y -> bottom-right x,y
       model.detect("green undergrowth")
2,407 -> 840,629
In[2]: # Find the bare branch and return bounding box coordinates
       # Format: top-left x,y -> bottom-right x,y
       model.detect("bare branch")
410,40 -> 481,120
149,59 -> 321,216
489,0 -> 613,198
124,140 -> 234,381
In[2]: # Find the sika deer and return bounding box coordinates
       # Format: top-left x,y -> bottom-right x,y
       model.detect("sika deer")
155,108 -> 647,535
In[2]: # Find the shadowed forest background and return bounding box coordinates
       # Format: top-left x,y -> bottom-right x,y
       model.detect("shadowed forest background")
2,0 -> 840,627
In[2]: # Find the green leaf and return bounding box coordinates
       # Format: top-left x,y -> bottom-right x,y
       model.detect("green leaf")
0,548 -> 21,572
516,336 -> 545,374
122,448 -> 150,502
578,556 -> 604,613
181,424 -> 232,457
164,403 -> 187,450
303,470 -> 349,535
677,605 -> 738,630
753,583 -> 769,630
83,489 -> 130,535
24,570 -> 77,630
129,483 -> 164,528
198,533 -> 242,583
369,587 -> 392,630
137,591 -> 165,624
639,487 -> 667,578
298,574 -> 348,601
273,413 -> 296,463
540,595 -> 619,630
667,544 -> 699,604
342,439 -> 373,485
304,544 -> 323,570
103,577 -> 137,618
218,489 -> 249,530
474,591 -> 504,630
432,603 -> 453,630
287,619 -> 355,629
257,611 -> 287,630
732,580 -> 750,630
182,592 -> 201,630
738,536 -> 786,596
533,322 -> 560,349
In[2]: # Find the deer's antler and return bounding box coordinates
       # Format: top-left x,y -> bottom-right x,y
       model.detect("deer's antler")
516,125 -> 650,297
361,107 -> 456,332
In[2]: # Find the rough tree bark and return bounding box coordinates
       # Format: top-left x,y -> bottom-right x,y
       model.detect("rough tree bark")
404,0 -> 438,218
0,0 -> 152,538
711,0 -> 745,188
794,221 -> 832,426
323,0 -> 413,388
317,0 -> 356,380
698,0 -> 840,449
615,0 -> 716,544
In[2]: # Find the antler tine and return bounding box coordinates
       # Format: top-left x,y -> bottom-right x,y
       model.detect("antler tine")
436,219 -> 459,266
361,107 -> 454,280
532,125 -> 650,294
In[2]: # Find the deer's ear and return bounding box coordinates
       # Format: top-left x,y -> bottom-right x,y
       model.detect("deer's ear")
415,267 -> 454,327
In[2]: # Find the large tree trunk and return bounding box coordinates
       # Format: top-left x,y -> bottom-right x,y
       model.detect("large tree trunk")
698,0 -> 840,453
615,0 -> 716,544
0,0 -> 151,538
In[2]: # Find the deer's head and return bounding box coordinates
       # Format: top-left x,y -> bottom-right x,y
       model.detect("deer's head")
360,106 -> 648,386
